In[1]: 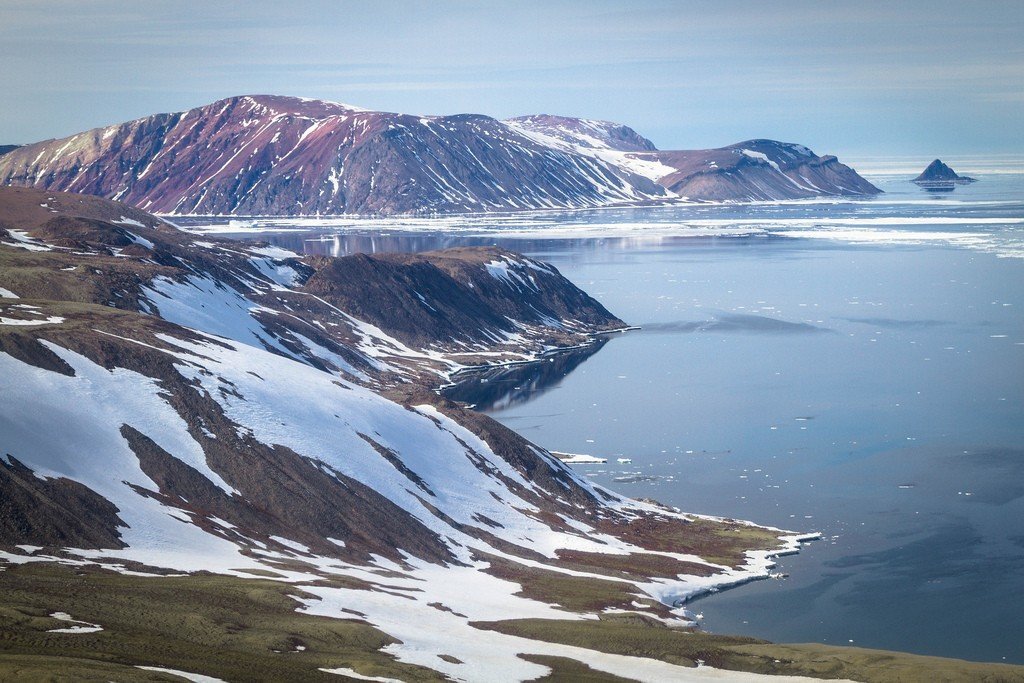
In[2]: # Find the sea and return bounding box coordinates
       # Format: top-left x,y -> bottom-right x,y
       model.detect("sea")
178,169 -> 1024,664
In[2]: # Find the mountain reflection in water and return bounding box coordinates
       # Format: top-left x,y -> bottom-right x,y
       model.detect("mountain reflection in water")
442,338 -> 609,412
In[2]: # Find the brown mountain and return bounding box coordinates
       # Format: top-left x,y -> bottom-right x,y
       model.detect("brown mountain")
0,96 -> 877,215
0,96 -> 666,216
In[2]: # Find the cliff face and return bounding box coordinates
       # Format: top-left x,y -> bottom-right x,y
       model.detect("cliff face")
0,96 -> 878,214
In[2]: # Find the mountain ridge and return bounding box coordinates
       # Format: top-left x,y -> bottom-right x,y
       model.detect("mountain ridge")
0,95 -> 879,215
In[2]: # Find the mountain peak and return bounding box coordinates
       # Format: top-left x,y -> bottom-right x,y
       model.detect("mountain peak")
506,114 -> 658,152
913,158 -> 976,184
209,94 -> 372,118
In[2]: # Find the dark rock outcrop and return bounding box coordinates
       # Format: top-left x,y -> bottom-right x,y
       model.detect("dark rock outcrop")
302,248 -> 622,348
913,159 -> 976,184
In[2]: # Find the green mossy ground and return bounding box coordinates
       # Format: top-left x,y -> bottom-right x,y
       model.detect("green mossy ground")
476,614 -> 1024,683
3,562 -> 1022,682
0,562 -> 442,682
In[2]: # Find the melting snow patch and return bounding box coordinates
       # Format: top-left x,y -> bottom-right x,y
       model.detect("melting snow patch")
3,229 -> 52,251
0,286 -> 18,298
136,667 -> 228,683
319,668 -> 404,682
0,314 -> 64,326
113,216 -> 147,229
248,245 -> 300,259
269,535 -> 312,555
485,258 -> 537,291
142,275 -> 298,359
124,231 -> 155,250
47,611 -> 103,634
741,149 -> 781,172
248,256 -> 302,289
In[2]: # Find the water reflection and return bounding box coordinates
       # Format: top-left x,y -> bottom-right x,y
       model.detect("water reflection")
641,313 -> 830,334
442,338 -> 609,412
176,223 -> 799,261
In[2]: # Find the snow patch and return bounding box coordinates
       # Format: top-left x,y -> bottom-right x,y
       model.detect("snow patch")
136,667 -> 228,683
113,216 -> 147,229
47,611 -> 104,634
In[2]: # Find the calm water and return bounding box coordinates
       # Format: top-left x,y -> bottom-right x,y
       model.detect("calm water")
193,174 -> 1024,663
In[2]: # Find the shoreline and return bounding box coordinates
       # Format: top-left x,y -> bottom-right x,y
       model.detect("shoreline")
434,324 -> 637,394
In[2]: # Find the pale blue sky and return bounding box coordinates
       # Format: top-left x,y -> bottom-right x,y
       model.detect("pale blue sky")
1,0 -> 1021,160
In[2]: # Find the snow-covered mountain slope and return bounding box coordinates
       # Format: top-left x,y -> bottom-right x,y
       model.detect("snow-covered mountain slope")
0,185 -> 626,385
647,140 -> 881,201
0,96 -> 876,216
505,120 -> 881,202
504,115 -> 658,153
0,187 -> 822,680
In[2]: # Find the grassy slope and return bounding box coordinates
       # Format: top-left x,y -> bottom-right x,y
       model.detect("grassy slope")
0,563 -> 442,682
476,616 -> 1024,683
3,563 -> 1023,682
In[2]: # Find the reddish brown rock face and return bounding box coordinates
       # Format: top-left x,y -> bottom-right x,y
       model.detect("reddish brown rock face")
0,96 -> 878,215
0,96 -> 666,215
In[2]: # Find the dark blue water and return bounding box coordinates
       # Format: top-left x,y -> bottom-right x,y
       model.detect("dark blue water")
197,174 -> 1024,664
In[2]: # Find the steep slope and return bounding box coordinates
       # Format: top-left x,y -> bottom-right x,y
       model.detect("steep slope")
0,186 -> 821,680
0,95 -> 666,216
506,119 -> 880,201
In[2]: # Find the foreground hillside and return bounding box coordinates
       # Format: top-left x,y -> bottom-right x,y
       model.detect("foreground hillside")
0,95 -> 878,215
1,187 -> 1018,682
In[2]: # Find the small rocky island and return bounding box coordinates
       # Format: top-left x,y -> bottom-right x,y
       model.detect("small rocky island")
913,159 -> 976,190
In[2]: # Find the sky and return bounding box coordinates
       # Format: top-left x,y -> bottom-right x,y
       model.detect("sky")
1,0 -> 1022,163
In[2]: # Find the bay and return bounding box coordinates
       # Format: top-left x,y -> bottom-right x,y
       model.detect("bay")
195,172 -> 1024,664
